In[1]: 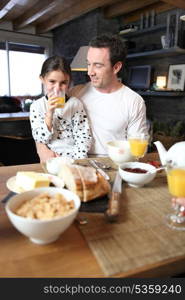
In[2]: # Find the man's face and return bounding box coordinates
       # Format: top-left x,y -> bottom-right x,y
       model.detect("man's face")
87,47 -> 115,91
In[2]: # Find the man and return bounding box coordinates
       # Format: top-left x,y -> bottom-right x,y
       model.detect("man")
36,33 -> 148,161
70,33 -> 148,156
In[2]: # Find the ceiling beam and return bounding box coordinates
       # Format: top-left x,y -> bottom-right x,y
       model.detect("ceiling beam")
13,0 -> 59,30
0,0 -> 10,11
104,0 -> 159,19
36,0 -> 118,34
0,0 -> 20,18
161,0 -> 185,9
0,0 -> 34,20
122,1 -> 174,24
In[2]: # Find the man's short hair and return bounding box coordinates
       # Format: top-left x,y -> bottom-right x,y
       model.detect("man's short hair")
89,33 -> 127,67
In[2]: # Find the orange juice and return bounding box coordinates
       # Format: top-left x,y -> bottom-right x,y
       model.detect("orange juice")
55,96 -> 65,108
167,168 -> 185,197
129,139 -> 148,157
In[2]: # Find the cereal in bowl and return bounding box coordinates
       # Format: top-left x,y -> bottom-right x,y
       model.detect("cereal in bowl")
14,192 -> 75,220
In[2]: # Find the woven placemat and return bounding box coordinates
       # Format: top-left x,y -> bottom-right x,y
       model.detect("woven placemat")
78,176 -> 185,276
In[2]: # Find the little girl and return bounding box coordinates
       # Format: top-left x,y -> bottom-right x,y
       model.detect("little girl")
30,55 -> 92,162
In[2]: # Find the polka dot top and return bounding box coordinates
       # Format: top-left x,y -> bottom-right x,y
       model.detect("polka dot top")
29,95 -> 92,159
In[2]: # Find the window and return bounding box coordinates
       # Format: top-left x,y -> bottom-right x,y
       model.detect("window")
0,42 -> 9,96
0,42 -> 46,97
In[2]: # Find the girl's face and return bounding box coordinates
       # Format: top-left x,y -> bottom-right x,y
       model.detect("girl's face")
40,70 -> 70,95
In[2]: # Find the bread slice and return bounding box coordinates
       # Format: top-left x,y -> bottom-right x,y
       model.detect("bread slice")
58,164 -> 111,202
58,164 -> 84,200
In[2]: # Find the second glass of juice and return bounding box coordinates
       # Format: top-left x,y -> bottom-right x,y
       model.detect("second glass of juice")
166,167 -> 185,230
167,168 -> 185,197
128,133 -> 149,160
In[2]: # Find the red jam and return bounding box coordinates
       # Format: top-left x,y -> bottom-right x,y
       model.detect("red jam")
123,167 -> 147,174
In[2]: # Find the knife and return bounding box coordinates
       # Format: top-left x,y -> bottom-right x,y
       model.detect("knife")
1,191 -> 16,204
89,160 -> 110,181
105,170 -> 122,222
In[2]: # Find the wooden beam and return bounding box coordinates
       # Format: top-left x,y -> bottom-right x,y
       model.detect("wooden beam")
36,0 -> 118,34
0,0 -> 35,19
122,2 -> 174,24
161,0 -> 185,9
104,0 -> 159,19
13,0 -> 59,30
0,0 -> 10,11
0,0 -> 19,18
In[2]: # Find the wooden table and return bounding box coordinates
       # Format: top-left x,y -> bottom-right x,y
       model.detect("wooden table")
0,156 -> 185,278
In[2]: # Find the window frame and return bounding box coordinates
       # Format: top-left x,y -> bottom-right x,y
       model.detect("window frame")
0,28 -> 53,97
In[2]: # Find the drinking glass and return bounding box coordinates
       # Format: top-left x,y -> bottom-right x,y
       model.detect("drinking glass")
128,133 -> 149,160
166,167 -> 185,230
51,89 -> 65,108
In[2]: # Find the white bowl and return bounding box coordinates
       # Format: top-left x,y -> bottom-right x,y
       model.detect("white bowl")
5,187 -> 81,245
119,161 -> 157,188
107,140 -> 134,165
46,157 -> 74,175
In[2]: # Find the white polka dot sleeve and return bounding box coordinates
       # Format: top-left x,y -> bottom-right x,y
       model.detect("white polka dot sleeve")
30,101 -> 54,144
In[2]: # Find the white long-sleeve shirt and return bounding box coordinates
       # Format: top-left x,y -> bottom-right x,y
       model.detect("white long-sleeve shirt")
30,95 -> 92,159
71,82 -> 148,155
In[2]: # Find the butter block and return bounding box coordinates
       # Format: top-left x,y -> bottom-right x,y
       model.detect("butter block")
16,172 -> 50,191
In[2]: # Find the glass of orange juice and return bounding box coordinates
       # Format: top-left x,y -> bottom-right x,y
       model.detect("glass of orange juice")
166,167 -> 185,230
128,133 -> 149,160
51,89 -> 65,108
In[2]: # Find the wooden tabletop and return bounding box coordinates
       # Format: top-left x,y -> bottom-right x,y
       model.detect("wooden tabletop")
0,155 -> 185,278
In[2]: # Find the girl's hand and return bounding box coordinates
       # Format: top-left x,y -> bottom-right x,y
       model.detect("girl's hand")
47,91 -> 59,113
37,144 -> 59,163
45,91 -> 59,130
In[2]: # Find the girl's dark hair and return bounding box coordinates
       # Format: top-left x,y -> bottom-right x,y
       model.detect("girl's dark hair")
89,33 -> 127,68
40,55 -> 71,80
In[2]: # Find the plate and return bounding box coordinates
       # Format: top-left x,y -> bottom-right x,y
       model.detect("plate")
6,173 -> 65,194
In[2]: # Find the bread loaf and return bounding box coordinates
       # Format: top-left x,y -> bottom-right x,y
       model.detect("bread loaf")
59,164 -> 111,202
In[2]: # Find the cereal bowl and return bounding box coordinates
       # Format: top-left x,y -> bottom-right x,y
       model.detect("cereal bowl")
5,187 -> 81,245
119,161 -> 157,188
107,140 -> 134,166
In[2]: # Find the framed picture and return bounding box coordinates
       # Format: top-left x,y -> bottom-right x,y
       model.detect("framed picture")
167,64 -> 185,91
